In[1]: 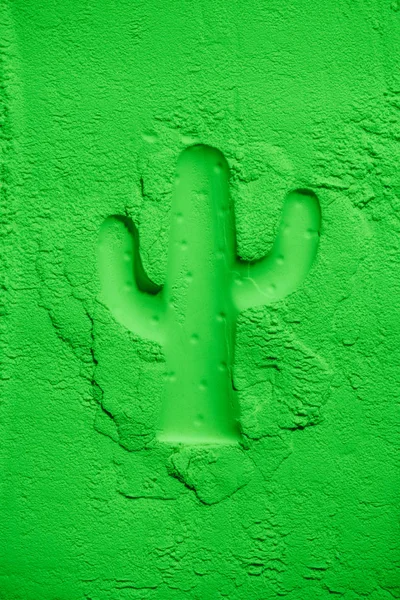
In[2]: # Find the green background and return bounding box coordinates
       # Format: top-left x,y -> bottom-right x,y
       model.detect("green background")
1,0 -> 399,598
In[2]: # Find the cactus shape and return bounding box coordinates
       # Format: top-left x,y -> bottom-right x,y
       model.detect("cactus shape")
98,145 -> 321,445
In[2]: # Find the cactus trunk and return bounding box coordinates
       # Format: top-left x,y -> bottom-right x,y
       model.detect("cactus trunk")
158,145 -> 241,444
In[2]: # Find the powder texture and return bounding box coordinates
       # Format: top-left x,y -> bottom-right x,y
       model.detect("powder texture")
1,1 -> 399,598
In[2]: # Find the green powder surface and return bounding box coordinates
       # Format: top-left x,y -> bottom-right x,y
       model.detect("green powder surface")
1,1 -> 399,598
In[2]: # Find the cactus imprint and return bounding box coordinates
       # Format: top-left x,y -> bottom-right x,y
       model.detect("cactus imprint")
98,145 -> 321,445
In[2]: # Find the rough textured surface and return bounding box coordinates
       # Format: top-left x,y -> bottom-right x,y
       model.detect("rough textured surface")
1,0 -> 400,598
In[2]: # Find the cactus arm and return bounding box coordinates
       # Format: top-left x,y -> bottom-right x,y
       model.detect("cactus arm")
232,189 -> 321,312
97,215 -> 164,343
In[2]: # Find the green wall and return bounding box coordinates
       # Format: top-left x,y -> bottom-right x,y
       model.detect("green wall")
1,0 -> 399,598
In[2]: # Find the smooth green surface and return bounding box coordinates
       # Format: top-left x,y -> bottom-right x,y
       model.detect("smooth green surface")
1,0 -> 400,598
